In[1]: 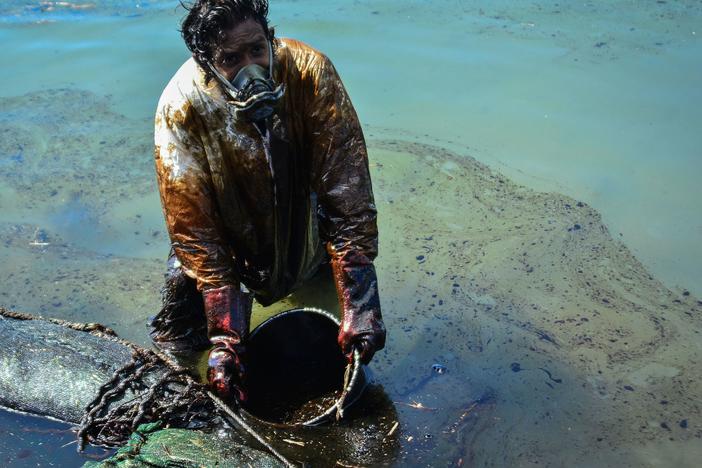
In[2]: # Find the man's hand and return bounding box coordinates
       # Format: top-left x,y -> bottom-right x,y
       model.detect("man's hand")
203,285 -> 252,402
338,311 -> 386,365
330,253 -> 386,365
207,336 -> 247,402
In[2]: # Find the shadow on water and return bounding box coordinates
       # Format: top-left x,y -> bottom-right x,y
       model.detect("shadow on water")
0,409 -> 113,467
1,86 -> 701,466
235,384 -> 404,466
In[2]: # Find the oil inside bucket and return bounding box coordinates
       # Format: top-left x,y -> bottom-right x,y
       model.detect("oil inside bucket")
243,308 -> 362,425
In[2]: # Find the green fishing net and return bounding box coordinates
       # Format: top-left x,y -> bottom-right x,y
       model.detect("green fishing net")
84,422 -> 282,468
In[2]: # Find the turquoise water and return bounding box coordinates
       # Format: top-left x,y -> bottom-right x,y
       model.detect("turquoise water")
1,1 -> 701,466
1,0 -> 700,295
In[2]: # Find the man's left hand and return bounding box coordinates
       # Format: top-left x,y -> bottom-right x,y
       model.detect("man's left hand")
338,313 -> 386,364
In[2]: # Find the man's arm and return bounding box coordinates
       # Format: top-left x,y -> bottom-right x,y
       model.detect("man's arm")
155,91 -> 250,402
305,52 -> 386,364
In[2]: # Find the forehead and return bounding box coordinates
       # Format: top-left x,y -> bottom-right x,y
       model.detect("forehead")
220,18 -> 266,51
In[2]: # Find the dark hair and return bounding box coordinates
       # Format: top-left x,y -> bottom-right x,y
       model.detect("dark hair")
181,0 -> 274,82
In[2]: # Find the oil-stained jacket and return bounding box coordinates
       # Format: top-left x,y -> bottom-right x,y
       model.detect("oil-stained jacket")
154,38 -> 380,322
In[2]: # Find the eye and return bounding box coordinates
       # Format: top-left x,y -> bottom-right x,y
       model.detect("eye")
251,44 -> 266,56
221,53 -> 239,67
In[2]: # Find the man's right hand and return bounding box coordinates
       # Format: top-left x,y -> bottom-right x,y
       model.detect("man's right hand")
203,285 -> 252,403
207,336 -> 247,402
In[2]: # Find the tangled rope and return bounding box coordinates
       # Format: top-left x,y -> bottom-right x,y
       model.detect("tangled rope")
75,347 -> 213,450
0,307 -> 118,336
0,307 -> 213,449
0,307 -> 296,467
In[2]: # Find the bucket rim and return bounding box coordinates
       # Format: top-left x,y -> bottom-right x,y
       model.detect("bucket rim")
250,306 -> 340,337
245,307 -> 365,427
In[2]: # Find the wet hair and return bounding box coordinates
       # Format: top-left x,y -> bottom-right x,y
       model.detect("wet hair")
181,0 -> 275,83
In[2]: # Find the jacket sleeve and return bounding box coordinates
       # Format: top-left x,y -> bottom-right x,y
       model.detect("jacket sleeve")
154,96 -> 238,292
305,53 -> 385,348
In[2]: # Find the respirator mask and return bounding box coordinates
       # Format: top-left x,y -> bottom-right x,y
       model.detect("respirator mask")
209,41 -> 285,122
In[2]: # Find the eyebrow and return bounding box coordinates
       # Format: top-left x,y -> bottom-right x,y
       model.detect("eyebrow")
220,35 -> 267,54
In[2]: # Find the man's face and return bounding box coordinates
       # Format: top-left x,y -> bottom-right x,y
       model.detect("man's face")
213,18 -> 270,81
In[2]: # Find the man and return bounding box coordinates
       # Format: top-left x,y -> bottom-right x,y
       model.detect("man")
151,0 -> 386,402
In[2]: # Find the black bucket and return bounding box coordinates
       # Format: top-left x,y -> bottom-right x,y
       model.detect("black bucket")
242,308 -> 367,426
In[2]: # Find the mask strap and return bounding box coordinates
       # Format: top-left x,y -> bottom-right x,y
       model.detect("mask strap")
208,63 -> 240,96
268,39 -> 274,78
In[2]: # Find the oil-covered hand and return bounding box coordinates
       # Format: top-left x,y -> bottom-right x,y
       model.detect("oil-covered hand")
203,285 -> 252,403
332,254 -> 386,365
207,338 -> 247,402
338,311 -> 386,365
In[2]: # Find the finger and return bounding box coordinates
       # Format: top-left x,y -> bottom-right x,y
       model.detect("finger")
344,350 -> 354,364
338,331 -> 353,357
233,385 -> 247,404
357,339 -> 375,365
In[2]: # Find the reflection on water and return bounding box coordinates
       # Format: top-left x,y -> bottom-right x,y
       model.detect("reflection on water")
1,1 -> 701,467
